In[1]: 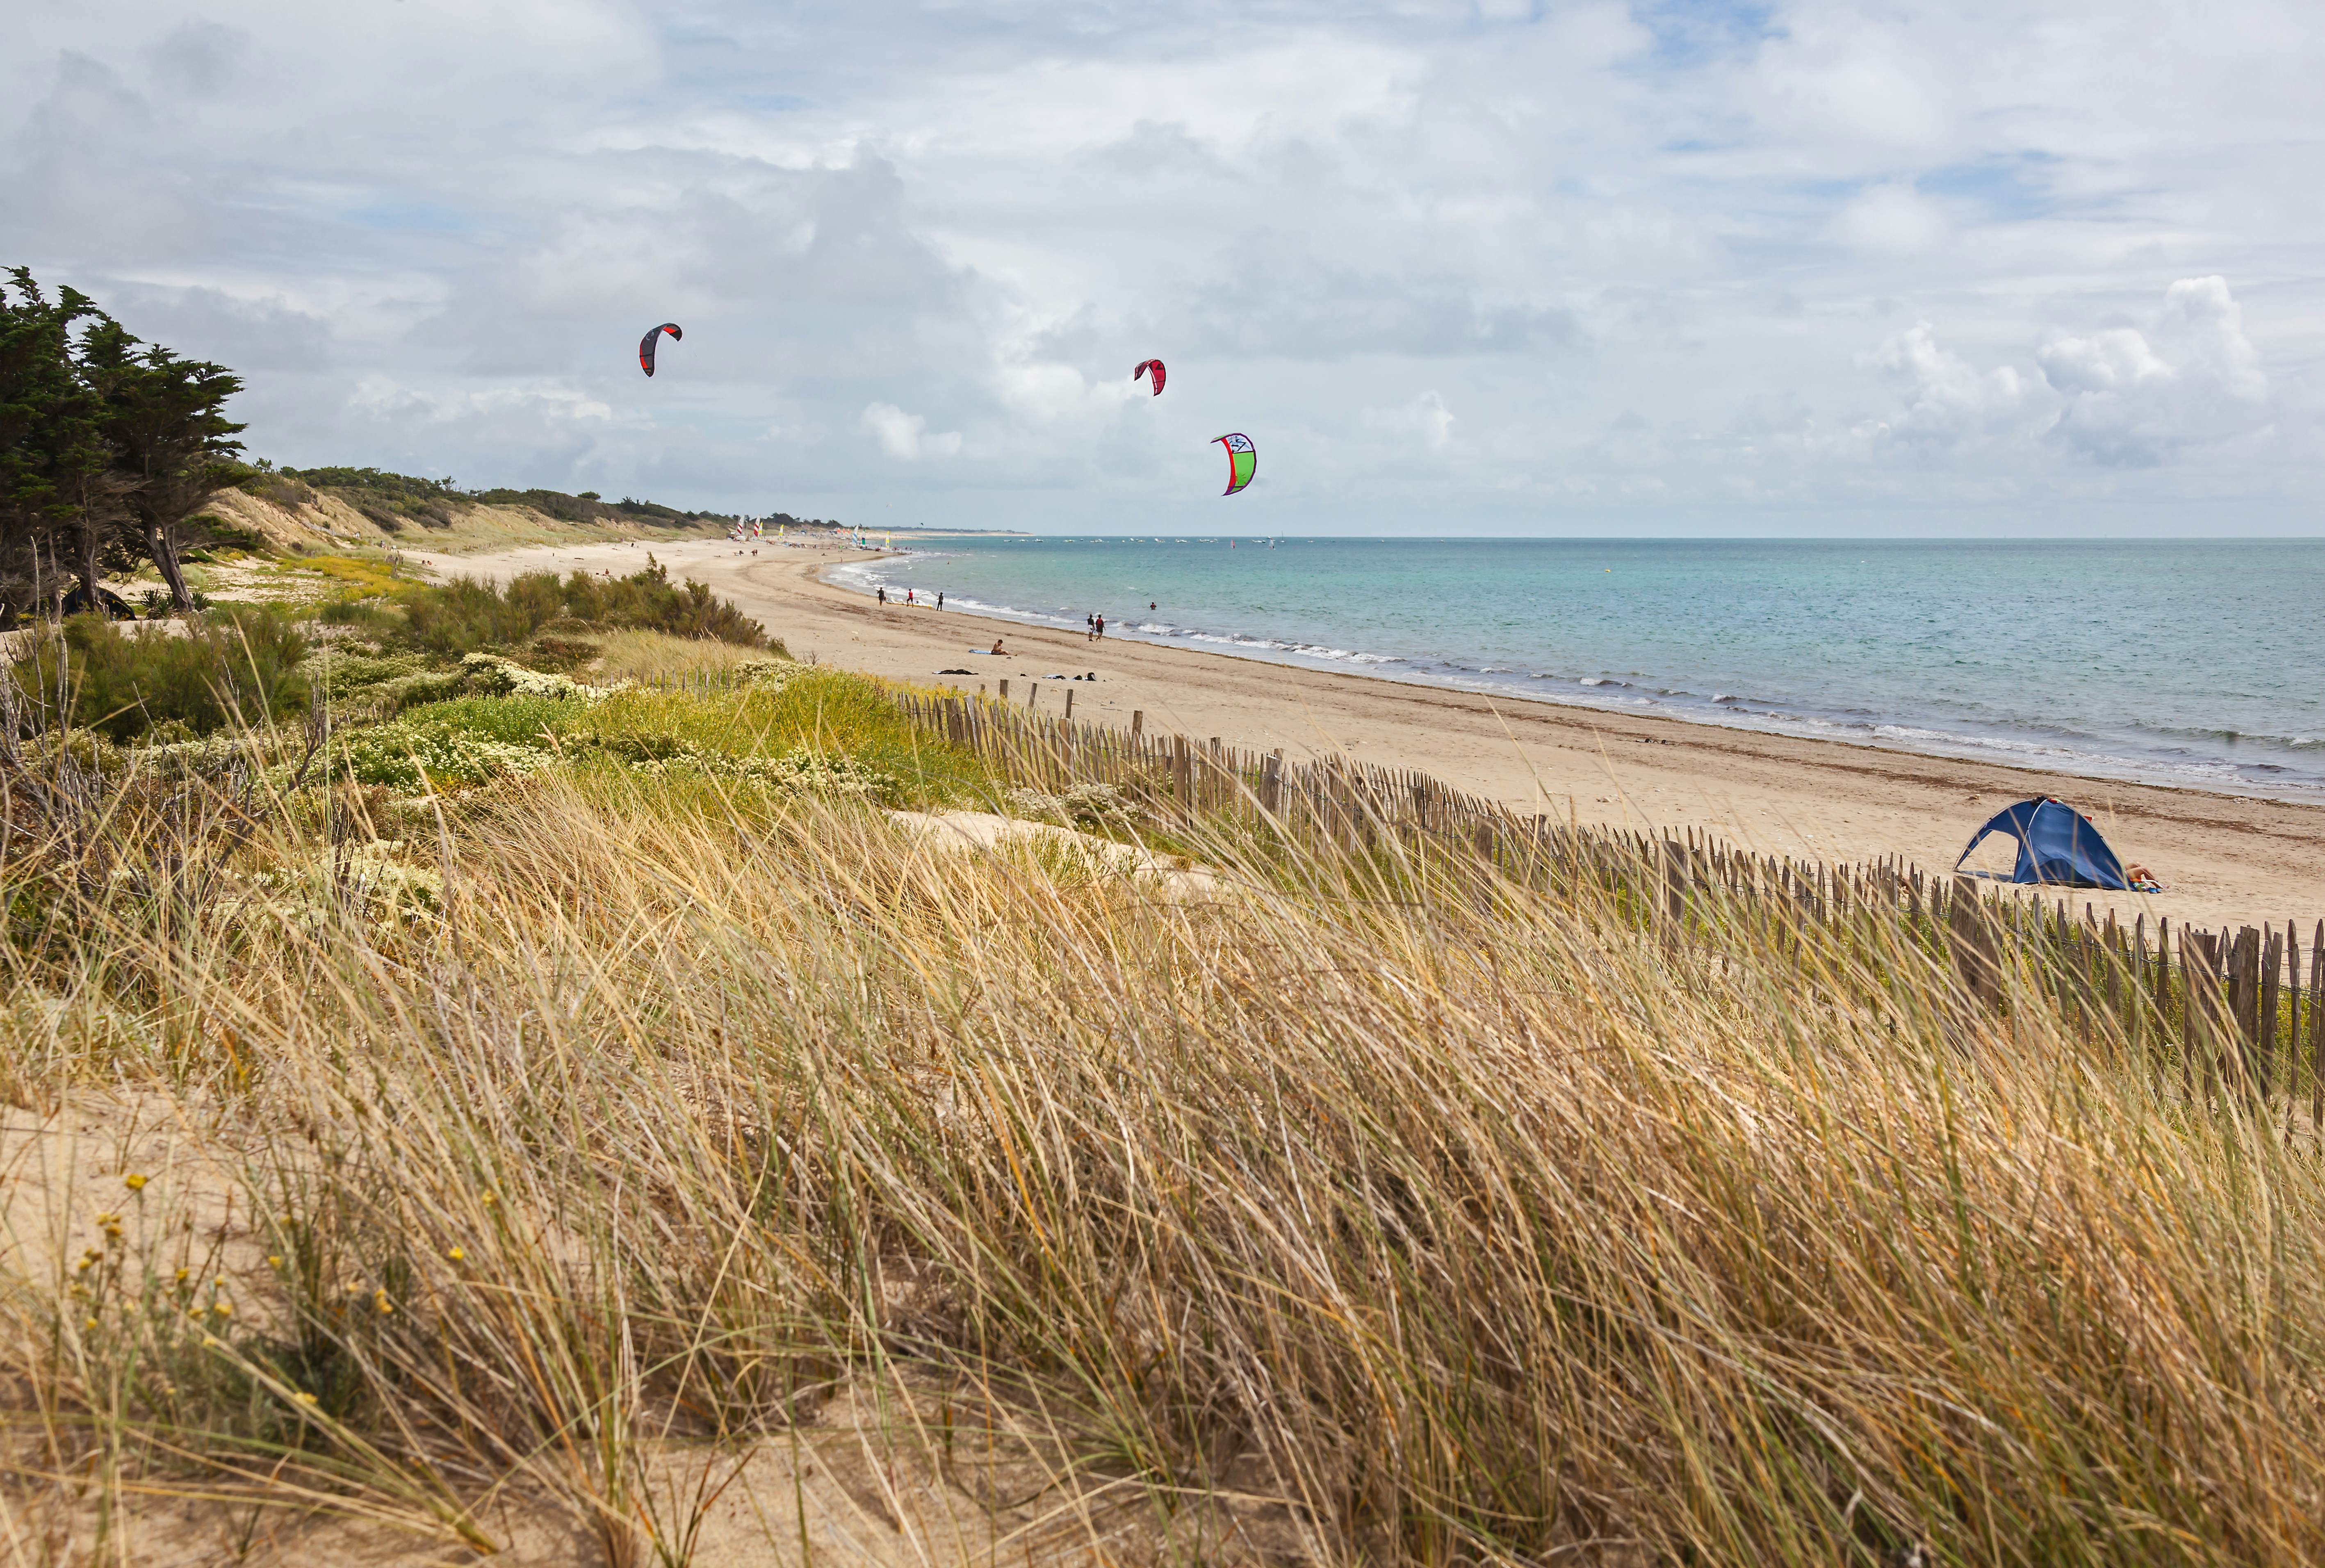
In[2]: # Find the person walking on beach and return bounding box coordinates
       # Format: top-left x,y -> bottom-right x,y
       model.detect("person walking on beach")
878,587 -> 887,605
938,592 -> 945,609
1095,614 -> 1106,638
1085,614 -> 1095,643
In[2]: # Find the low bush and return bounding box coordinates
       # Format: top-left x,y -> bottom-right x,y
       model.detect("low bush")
397,559 -> 769,656
230,467 -> 317,510
336,695 -> 577,791
11,608 -> 310,741
588,627 -> 780,683
180,515 -> 269,557
470,486 -> 603,523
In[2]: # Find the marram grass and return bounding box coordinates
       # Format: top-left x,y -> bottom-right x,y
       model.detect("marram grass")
3,765 -> 2323,1566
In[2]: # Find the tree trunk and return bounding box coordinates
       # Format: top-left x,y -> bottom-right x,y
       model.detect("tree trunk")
73,519 -> 101,610
146,521 -> 194,612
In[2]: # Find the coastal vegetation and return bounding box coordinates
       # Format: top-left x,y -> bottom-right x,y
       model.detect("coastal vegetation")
1,264 -> 843,615
9,281 -> 2323,1560
0,562 -> 2322,1564
0,269 -> 247,618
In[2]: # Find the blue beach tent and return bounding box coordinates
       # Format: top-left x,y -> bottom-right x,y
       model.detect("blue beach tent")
1954,798 -> 2129,890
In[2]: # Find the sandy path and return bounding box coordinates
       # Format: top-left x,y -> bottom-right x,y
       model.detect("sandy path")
407,537 -> 2325,932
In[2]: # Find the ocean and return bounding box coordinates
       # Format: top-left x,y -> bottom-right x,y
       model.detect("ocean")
830,537 -> 2325,801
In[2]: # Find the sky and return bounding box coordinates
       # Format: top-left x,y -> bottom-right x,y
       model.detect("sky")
6,0 -> 2323,536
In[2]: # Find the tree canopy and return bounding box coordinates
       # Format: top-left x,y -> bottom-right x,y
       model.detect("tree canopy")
0,268 -> 244,619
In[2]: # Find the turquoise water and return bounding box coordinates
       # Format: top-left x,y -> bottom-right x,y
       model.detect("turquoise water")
834,538 -> 2325,800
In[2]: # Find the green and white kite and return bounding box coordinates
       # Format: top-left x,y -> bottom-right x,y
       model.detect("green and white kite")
1212,432 -> 1256,496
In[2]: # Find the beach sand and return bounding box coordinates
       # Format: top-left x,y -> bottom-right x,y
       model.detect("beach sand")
408,537 -> 2325,933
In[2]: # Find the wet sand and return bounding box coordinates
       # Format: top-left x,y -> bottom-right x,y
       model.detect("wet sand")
409,537 -> 2325,933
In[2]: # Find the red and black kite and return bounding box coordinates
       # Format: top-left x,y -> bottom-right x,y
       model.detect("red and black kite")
639,322 -> 683,377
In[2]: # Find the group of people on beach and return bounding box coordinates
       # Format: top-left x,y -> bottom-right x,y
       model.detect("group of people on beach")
875,586 -> 944,609
1085,613 -> 1106,641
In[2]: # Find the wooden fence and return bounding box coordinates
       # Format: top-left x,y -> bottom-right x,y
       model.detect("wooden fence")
896,689 -> 2325,1118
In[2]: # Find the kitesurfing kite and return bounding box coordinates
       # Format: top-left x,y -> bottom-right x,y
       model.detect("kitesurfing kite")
1133,358 -> 1166,396
638,322 -> 683,377
1212,433 -> 1256,496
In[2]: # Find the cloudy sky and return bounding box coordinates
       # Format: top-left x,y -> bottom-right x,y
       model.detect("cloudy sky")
8,0 -> 2323,535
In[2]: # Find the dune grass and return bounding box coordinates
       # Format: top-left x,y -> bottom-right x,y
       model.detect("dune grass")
587,627 -> 780,684
2,702 -> 2323,1564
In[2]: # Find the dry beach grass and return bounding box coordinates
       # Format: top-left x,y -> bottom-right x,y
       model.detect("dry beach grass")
3,703 -> 2325,1565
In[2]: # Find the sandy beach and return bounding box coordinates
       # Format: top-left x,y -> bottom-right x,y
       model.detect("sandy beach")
408,536 -> 2325,932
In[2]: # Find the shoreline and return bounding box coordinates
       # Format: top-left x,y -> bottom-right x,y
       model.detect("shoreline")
408,536 -> 2325,930
821,553 -> 2323,810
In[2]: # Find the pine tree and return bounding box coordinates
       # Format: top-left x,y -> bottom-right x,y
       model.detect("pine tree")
0,268 -> 110,618
83,319 -> 246,613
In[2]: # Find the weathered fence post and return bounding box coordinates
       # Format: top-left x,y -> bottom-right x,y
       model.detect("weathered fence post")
2310,919 -> 2325,1131
1661,836 -> 1686,951
2230,926 -> 2263,1092
1949,877 -> 1999,1011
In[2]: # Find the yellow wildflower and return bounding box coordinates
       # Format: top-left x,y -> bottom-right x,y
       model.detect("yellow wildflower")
373,1288 -> 393,1315
123,1174 -> 146,1192
447,1247 -> 465,1262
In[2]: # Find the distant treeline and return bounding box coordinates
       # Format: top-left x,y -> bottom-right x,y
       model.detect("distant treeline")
0,267 -> 246,620
240,464 -> 843,538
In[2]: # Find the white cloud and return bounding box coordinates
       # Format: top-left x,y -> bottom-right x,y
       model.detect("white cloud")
1365,390 -> 1457,453
1867,322 -> 2038,445
2037,276 -> 2270,466
1855,277 -> 2277,472
861,402 -> 961,461
2035,328 -> 2174,396
1829,184 -> 1950,256
2,0 -> 2321,529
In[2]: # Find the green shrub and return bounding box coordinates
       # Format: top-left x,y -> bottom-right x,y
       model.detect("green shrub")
334,693 -> 588,790
180,515 -> 269,558
560,559 -> 765,644
471,487 -> 603,523
10,609 -> 311,741
317,599 -> 403,634
394,560 -> 767,657
401,574 -> 559,656
230,468 -> 317,510
394,695 -> 590,748
313,651 -> 429,700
